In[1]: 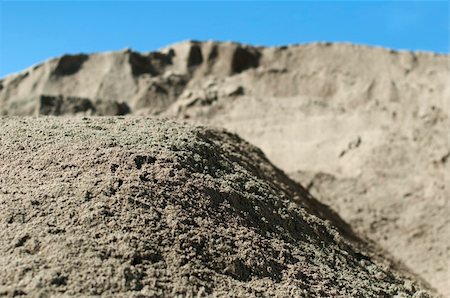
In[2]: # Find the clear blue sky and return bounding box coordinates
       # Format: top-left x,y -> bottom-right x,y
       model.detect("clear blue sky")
0,1 -> 448,77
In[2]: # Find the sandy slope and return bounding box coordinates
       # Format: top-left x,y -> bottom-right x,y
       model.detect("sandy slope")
188,92 -> 449,295
0,40 -> 448,295
0,117 -> 431,297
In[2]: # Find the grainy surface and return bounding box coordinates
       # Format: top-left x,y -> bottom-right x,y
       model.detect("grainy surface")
0,117 -> 431,297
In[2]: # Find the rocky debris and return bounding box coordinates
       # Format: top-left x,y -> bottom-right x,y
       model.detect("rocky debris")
0,117 -> 432,297
166,78 -> 245,117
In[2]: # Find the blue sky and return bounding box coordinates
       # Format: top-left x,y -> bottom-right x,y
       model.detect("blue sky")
0,1 -> 448,77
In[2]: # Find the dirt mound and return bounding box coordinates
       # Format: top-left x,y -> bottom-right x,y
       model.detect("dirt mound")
0,117 -> 431,297
0,40 -> 448,295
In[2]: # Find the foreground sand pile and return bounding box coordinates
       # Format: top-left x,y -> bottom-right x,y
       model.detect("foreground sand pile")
0,117 -> 430,297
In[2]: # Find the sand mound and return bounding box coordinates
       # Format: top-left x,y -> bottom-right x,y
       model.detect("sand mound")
1,41 -> 448,118
1,40 -> 448,295
0,117 -> 430,297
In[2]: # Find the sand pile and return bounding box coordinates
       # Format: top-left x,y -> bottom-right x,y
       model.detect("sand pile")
0,117 -> 430,297
1,41 -> 448,118
0,40 -> 448,295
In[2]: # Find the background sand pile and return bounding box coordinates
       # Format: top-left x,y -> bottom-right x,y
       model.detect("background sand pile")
0,40 -> 448,295
0,117 -> 429,297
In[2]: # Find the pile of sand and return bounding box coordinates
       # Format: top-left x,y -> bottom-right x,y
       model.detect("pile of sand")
0,40 -> 448,295
0,117 -> 429,297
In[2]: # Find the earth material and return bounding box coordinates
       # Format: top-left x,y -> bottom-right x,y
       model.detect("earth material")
0,40 -> 448,296
0,117 -> 431,297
